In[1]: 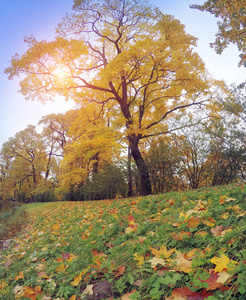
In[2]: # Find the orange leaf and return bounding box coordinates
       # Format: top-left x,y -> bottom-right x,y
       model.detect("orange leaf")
115,266 -> 126,277
51,223 -> 60,231
121,290 -> 137,300
187,217 -> 200,228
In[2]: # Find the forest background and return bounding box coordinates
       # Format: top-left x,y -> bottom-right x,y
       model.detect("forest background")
0,0 -> 246,202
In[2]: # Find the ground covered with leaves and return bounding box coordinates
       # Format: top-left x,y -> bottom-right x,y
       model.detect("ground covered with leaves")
0,184 -> 245,300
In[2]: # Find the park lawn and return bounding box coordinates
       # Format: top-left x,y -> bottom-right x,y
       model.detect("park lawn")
0,183 -> 245,300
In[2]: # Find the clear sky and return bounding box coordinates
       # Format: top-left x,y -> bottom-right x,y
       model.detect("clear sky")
0,0 -> 245,149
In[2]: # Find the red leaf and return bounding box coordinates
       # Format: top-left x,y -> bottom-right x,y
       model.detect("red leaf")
187,290 -> 213,299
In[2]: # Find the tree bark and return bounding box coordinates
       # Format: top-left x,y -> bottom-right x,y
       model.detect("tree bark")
129,136 -> 152,196
127,145 -> 133,197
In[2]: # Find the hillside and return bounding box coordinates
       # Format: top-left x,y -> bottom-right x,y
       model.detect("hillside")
0,183 -> 245,300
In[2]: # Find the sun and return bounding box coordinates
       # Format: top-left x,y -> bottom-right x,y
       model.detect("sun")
54,67 -> 68,79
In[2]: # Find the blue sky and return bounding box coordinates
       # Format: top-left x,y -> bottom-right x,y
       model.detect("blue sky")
0,0 -> 245,149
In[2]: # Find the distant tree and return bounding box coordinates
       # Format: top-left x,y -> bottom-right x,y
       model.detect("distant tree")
5,0 -> 221,195
145,136 -> 181,193
173,129 -> 209,189
0,126 -> 45,201
191,0 -> 246,66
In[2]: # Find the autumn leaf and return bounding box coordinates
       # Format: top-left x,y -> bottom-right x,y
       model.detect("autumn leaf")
114,266 -> 126,277
83,284 -> 94,295
211,226 -> 223,236
150,245 -> 175,258
148,257 -> 165,268
121,290 -> 137,300
125,226 -> 135,234
134,253 -> 145,266
56,263 -> 67,273
71,273 -> 83,286
210,254 -> 238,272
216,271 -> 231,284
15,271 -> 24,280
187,216 -> 200,228
37,272 -> 49,279
51,223 -> 60,231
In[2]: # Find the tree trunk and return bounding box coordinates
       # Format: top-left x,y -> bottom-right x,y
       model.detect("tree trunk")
127,145 -> 133,197
129,137 -> 152,196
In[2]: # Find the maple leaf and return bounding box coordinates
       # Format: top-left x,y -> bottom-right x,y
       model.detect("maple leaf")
51,223 -> 60,231
83,284 -> 94,295
199,272 -> 221,291
210,254 -> 237,272
166,286 -> 193,299
203,219 -> 216,227
175,254 -> 192,273
148,257 -> 165,268
114,266 -> 126,277
133,253 -> 144,266
150,245 -> 175,259
187,216 -> 200,228
125,226 -> 135,234
211,226 -> 223,236
216,271 -> 231,284
121,290 -> 137,300
71,273 -> 83,286
56,263 -> 67,273
14,271 -> 24,280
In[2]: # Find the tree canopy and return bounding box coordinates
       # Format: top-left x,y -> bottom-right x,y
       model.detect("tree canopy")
5,0 -> 224,195
191,0 -> 246,66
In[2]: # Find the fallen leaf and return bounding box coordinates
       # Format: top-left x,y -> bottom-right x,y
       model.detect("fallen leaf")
114,266 -> 126,277
83,284 -> 94,295
125,226 -> 135,234
121,290 -> 137,300
210,254 -> 237,272
148,257 -> 165,268
15,271 -> 24,280
150,245 -> 175,258
51,224 -> 60,231
187,216 -> 200,228
133,280 -> 144,287
216,271 -> 231,284
211,226 -> 223,236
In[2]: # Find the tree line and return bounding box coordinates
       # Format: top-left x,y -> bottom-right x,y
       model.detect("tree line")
1,0 -> 245,201
0,84 -> 245,202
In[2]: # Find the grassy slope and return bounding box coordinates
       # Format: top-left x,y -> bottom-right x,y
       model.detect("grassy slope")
0,183 -> 245,300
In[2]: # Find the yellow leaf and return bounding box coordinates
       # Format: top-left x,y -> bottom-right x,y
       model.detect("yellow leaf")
71,273 -> 83,286
148,257 -> 165,268
69,295 -> 77,300
150,245 -> 175,258
15,271 -> 24,280
52,223 -> 60,231
221,212 -> 229,219
133,253 -> 144,266
210,254 -> 237,272
56,263 -> 67,273
125,227 -> 135,234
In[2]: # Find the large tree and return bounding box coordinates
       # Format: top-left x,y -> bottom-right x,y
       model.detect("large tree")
6,0 -> 219,195
191,0 -> 246,66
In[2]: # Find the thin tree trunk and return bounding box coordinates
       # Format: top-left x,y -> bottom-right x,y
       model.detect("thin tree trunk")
127,145 -> 133,197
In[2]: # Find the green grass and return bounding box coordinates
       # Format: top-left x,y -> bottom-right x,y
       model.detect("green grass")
0,183 -> 245,299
